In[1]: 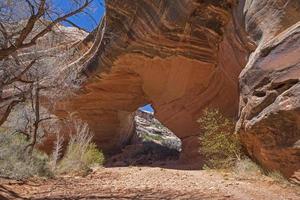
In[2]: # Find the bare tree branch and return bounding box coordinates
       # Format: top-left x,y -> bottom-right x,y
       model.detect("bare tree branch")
0,95 -> 25,126
0,0 -> 93,60
0,0 -> 101,154
2,59 -> 36,86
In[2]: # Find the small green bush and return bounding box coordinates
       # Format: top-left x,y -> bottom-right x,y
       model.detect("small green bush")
198,108 -> 242,169
83,143 -> 105,166
0,130 -> 51,180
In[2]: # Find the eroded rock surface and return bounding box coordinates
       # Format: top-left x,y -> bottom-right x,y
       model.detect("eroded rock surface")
53,0 -> 300,178
134,110 -> 181,153
236,0 -> 300,179
107,109 -> 181,166
57,0 -> 250,167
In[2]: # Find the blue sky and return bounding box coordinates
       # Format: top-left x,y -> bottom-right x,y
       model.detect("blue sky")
54,0 -> 153,113
140,104 -> 154,113
52,0 -> 105,32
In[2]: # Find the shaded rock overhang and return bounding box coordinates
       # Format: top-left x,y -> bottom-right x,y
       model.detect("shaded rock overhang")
56,0 -> 250,159
54,0 -> 300,179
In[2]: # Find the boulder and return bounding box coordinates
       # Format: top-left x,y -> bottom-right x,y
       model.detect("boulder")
236,0 -> 300,179
107,109 -> 181,166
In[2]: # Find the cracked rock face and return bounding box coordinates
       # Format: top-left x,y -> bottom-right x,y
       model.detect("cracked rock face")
236,0 -> 300,179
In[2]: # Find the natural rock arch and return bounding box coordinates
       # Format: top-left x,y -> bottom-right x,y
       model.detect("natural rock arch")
54,0 -> 300,179
55,0 -> 249,167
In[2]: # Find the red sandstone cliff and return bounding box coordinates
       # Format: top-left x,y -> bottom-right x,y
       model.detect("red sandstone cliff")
52,0 -> 300,179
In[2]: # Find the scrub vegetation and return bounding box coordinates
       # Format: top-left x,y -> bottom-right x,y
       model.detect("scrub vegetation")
198,108 -> 242,169
0,120 -> 104,180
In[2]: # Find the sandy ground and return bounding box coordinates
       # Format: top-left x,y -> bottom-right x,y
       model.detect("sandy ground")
1,167 -> 299,200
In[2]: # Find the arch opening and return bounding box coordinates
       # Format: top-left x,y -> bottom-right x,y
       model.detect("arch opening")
107,104 -> 182,167
56,0 -> 244,170
139,104 -> 154,113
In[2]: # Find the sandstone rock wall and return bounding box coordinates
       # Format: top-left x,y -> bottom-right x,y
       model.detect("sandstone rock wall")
236,0 -> 300,179
55,0 -> 300,178
57,0 -> 250,166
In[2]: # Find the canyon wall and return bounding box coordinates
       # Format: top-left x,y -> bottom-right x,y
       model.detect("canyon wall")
236,0 -> 300,179
55,0 -> 300,178
57,0 -> 250,167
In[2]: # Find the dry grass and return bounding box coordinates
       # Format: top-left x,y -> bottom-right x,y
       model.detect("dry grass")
0,119 -> 105,180
0,129 -> 51,180
233,158 -> 263,179
53,120 -> 105,175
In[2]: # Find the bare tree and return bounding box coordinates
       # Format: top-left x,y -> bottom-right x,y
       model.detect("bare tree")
0,0 -> 99,128
0,0 -> 94,60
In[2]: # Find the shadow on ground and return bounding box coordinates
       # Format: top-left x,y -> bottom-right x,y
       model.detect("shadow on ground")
30,188 -> 228,200
0,185 -> 26,200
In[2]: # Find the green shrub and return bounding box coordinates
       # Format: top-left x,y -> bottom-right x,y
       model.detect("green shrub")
0,130 -> 51,180
198,108 -> 242,169
83,143 -> 105,166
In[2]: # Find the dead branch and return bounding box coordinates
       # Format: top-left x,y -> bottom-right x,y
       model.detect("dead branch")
0,95 -> 25,126
0,0 -> 93,60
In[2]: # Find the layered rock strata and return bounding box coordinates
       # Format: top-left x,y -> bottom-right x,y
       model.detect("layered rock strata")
236,0 -> 300,179
54,0 -> 300,178
107,109 -> 181,166
56,0 -> 250,167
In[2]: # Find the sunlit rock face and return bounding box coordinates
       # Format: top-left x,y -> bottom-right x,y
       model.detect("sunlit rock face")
236,0 -> 300,180
56,0 -> 250,167
56,0 -> 300,178
107,109 -> 182,166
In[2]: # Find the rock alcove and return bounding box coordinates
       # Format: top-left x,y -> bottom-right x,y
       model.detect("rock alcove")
53,0 -> 300,179
56,0 -> 245,169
